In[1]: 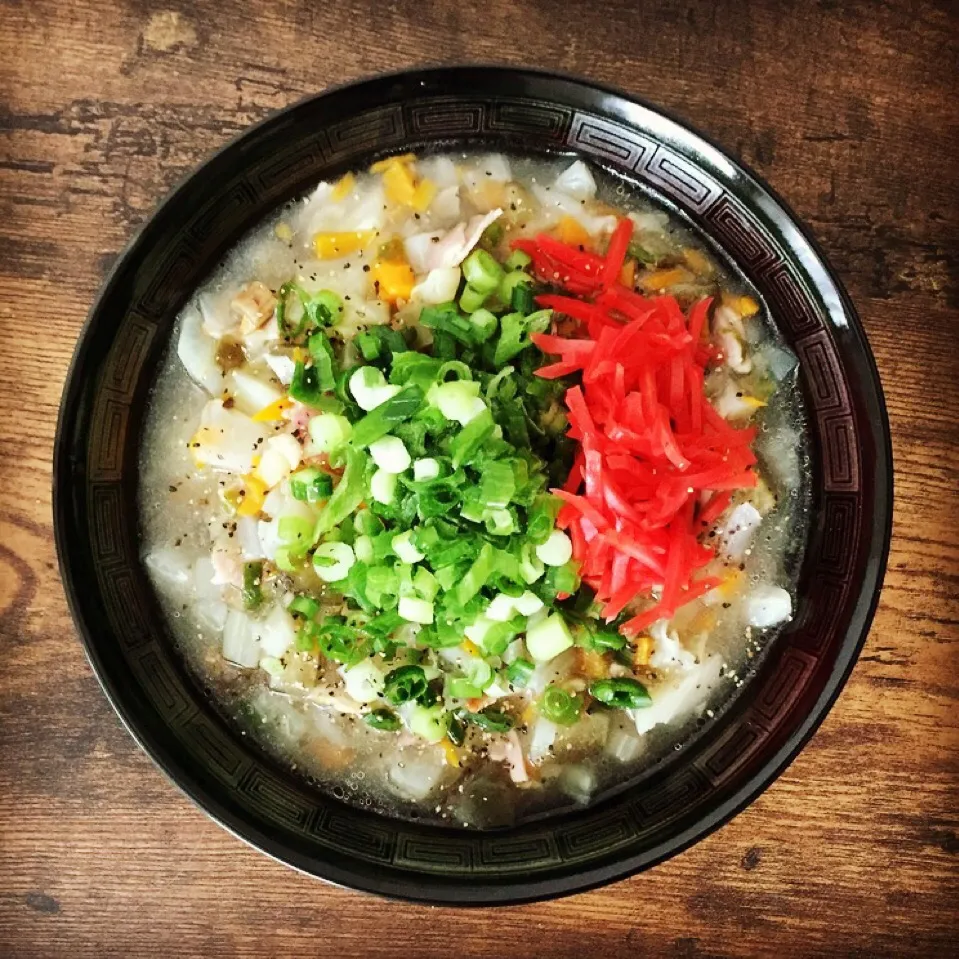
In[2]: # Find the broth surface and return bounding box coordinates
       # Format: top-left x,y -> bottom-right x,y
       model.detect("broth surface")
140,152 -> 809,827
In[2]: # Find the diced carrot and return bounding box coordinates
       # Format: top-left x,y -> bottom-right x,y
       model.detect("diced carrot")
555,216 -> 592,247
637,267 -> 691,292
370,259 -> 416,303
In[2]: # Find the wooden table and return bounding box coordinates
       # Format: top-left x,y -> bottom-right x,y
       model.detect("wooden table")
2,1 -> 956,955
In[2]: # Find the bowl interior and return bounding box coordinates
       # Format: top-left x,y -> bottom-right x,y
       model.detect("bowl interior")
54,66 -> 891,904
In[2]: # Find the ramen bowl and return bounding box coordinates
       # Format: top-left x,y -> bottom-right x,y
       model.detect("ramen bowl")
53,66 -> 892,904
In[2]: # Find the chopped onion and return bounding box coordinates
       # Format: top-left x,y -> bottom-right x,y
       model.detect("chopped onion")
410,267 -> 462,305
144,548 -> 192,587
413,457 -> 440,481
222,609 -> 261,668
631,655 -> 722,735
228,368 -> 283,416
369,435 -> 411,474
176,306 -> 221,395
717,502 -> 763,563
370,468 -> 397,504
312,542 -> 355,582
553,160 -> 597,200
746,585 -> 792,628
349,367 -> 400,411
535,530 -> 573,567
338,659 -> 385,704
527,717 -> 558,763
256,605 -> 297,658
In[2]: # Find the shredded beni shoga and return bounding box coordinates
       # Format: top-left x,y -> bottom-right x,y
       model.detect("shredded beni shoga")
171,152 -> 793,770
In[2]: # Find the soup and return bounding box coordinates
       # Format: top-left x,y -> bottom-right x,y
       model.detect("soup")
140,152 -> 808,827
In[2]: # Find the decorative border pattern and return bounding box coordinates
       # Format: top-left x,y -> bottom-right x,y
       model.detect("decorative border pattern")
62,79 -> 884,898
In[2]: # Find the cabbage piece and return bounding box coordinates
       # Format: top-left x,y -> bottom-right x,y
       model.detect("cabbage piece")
553,160 -> 597,200
630,655 -> 723,735
192,401 -> 267,474
176,306 -> 221,395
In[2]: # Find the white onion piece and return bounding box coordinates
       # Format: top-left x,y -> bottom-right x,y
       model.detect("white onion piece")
628,210 -> 669,233
530,184 -> 617,235
416,155 -> 459,188
605,721 -> 644,763
193,556 -> 222,602
473,153 -> 512,182
553,160 -> 597,200
193,401 -> 267,474
338,659 -> 386,704
430,185 -> 461,224
527,717 -> 558,764
264,353 -> 296,385
256,605 -> 297,658
631,655 -> 723,735
411,267 -> 461,305
176,306 -> 221,395
648,619 -> 697,671
144,548 -> 192,587
198,292 -> 236,338
717,502 -> 763,563
558,764 -> 595,803
222,610 -> 261,668
403,231 -> 446,273
195,600 -> 228,633
746,585 -> 793,628
229,368 -> 283,416
387,750 -> 447,801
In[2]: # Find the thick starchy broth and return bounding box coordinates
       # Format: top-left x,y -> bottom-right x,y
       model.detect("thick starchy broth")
140,152 -> 809,827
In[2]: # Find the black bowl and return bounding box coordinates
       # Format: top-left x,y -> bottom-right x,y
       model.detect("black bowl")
54,66 -> 892,904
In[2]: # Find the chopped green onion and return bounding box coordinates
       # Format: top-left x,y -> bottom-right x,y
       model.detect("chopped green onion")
455,542 -> 495,607
356,330 -> 381,361
278,515 -> 314,555
493,309 -> 552,366
499,270 -> 533,310
349,365 -> 401,412
479,460 -> 515,509
449,408 -> 494,469
536,530 -> 573,567
458,285 -> 487,314
446,676 -> 482,700
351,385 -> 424,448
419,302 -> 476,345
308,413 -> 352,455
407,703 -> 448,742
462,249 -> 505,294
314,447 -> 367,536
468,308 -> 498,343
506,657 -> 535,688
383,664 -> 429,705
312,541 -> 355,582
308,332 -> 337,390
364,709 -> 401,731
242,561 -> 263,610
288,595 -> 319,620
627,240 -> 658,265
526,612 -> 574,662
504,249 -> 532,271
539,685 -> 582,725
461,707 -> 514,733
397,595 -> 434,624
589,677 -> 652,709
289,467 -> 333,503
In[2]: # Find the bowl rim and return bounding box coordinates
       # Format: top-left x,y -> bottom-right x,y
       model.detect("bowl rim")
54,64 -> 893,904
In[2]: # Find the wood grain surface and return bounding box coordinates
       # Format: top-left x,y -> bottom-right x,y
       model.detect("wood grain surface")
1,0 -> 957,955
